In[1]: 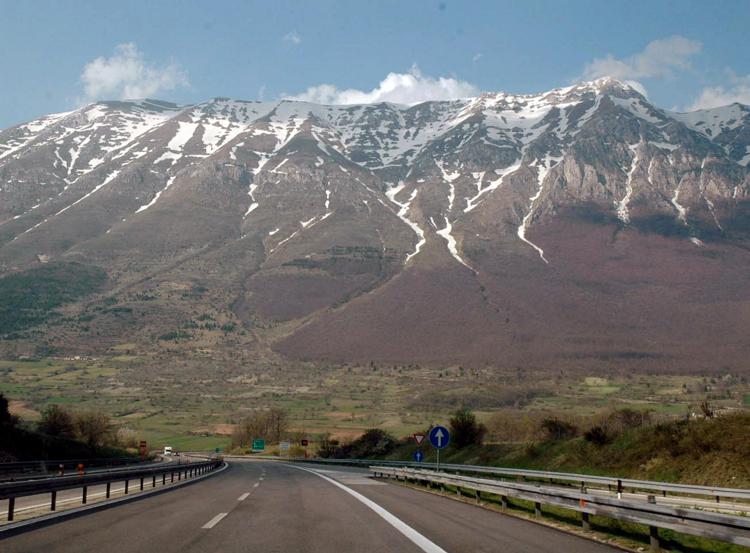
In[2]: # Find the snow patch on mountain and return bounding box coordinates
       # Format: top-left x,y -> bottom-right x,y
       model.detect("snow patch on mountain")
386,183 -> 425,263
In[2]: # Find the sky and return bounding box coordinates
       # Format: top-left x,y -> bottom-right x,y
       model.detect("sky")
1,0 -> 750,128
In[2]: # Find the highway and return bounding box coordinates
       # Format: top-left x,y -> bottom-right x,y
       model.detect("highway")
1,460 -> 618,552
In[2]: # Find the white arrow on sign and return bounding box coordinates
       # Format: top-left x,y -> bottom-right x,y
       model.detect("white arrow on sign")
413,434 -> 425,446
434,428 -> 444,447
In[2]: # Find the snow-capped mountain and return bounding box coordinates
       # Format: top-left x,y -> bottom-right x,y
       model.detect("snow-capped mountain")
2,77 -> 750,371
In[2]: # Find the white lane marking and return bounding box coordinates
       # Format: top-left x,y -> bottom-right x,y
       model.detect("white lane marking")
202,512 -> 228,529
289,465 -> 448,553
259,476 -> 264,481
253,482 -> 260,488
238,492 -> 250,501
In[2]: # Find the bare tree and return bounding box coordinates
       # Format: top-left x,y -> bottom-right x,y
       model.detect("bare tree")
37,405 -> 76,438
74,410 -> 113,448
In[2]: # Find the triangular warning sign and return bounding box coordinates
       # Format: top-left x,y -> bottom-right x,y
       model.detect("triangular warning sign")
413,434 -> 425,446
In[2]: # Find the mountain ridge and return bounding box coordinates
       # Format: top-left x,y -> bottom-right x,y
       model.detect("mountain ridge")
1,77 -> 749,372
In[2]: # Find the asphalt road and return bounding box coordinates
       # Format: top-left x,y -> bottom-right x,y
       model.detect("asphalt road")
1,460 -> 620,553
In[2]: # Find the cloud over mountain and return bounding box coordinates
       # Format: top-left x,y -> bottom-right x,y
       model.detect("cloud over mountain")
287,65 -> 479,105
81,43 -> 189,101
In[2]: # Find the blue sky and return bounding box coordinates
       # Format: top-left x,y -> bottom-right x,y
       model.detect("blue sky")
1,0 -> 750,127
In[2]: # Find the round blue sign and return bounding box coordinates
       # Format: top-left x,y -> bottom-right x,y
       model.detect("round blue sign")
428,425 -> 450,449
413,449 -> 424,462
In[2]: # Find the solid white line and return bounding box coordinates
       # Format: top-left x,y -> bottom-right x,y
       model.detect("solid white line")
288,465 -> 448,553
202,512 -> 228,529
238,492 -> 250,501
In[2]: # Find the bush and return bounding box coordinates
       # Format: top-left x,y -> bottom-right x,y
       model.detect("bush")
37,405 -> 76,438
320,429 -> 397,459
0,393 -> 18,426
449,408 -> 487,448
583,425 -> 611,446
541,417 -> 578,440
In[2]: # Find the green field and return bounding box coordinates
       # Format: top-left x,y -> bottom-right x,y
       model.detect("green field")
2,355 -> 748,452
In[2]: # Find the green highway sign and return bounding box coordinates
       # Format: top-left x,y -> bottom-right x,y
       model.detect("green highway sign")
252,438 -> 265,451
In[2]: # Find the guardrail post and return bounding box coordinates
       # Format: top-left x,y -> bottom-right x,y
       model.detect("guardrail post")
715,495 -> 720,503
501,495 -> 508,509
581,512 -> 590,530
152,475 -> 156,488
51,490 -> 57,511
125,479 -> 129,494
171,471 -> 174,483
8,496 -> 15,521
139,477 -> 144,491
82,485 -> 88,504
475,489 -> 481,504
534,502 -> 542,518
649,525 -> 660,551
106,482 -> 111,498
163,473 -> 166,485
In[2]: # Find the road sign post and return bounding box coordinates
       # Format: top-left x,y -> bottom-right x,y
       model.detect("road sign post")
413,449 -> 424,463
428,425 -> 450,471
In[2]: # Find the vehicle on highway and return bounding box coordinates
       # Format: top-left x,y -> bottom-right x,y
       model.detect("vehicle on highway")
163,446 -> 173,456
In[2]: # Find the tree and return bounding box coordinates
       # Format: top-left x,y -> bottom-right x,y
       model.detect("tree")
74,410 -> 112,448
37,405 -> 76,438
231,408 -> 290,448
449,408 -> 487,448
267,408 -> 289,443
0,393 -> 16,426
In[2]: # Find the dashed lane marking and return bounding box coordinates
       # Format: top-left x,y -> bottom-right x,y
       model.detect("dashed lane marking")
238,492 -> 250,501
202,512 -> 228,529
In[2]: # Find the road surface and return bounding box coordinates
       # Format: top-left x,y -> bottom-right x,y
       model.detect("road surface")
2,460 -> 619,552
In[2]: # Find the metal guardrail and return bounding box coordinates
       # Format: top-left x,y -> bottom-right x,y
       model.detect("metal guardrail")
0,457 -> 145,479
0,457 -> 172,483
0,459 -> 222,522
372,466 -> 750,550
299,458 -> 750,502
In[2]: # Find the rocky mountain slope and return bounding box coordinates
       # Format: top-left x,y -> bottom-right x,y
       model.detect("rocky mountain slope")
1,77 -> 749,371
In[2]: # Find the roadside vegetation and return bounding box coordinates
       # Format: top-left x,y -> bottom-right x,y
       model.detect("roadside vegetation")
316,406 -> 750,488
0,392 -> 136,461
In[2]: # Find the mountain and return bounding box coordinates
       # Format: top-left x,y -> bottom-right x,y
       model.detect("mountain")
1,77 -> 750,372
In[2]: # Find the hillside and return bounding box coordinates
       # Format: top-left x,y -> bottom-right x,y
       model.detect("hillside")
1,78 -> 750,372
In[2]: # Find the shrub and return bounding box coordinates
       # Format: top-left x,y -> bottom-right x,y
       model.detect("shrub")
37,405 -> 76,438
0,393 -> 18,426
541,417 -> 578,440
583,425 -> 611,446
449,408 -> 487,448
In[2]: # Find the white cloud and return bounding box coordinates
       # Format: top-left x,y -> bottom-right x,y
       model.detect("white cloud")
283,31 -> 301,46
81,43 -> 188,101
688,72 -> 750,110
582,35 -> 701,83
287,66 -> 479,106
472,53 -> 483,63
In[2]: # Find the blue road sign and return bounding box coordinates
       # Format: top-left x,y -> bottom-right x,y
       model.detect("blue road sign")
429,425 -> 450,449
413,449 -> 424,462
